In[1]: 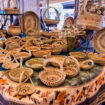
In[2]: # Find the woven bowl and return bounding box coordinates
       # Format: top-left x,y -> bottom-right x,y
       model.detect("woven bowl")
8,26 -> 21,36
80,59 -> 94,70
32,50 -> 51,58
26,58 -> 45,70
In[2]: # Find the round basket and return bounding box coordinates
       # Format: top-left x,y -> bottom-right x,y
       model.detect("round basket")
9,67 -> 33,82
4,0 -> 20,14
32,50 -> 51,58
8,26 -> 21,36
16,70 -> 35,96
43,7 -> 60,26
39,59 -> 66,87
25,58 -> 45,70
80,59 -> 94,70
92,27 -> 105,54
63,56 -> 80,77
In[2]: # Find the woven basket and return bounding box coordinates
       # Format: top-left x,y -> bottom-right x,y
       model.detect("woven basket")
2,51 -> 19,69
63,56 -> 80,77
41,44 -> 52,50
8,26 -> 21,36
16,70 -> 35,96
0,48 -> 8,63
80,59 -> 94,70
25,58 -> 45,70
69,52 -> 86,61
9,67 -> 33,82
39,59 -> 66,87
50,55 -> 66,67
24,39 -> 41,52
88,52 -> 105,66
43,7 -> 60,26
32,50 -> 51,58
5,41 -> 20,51
4,0 -> 20,14
77,0 -> 103,30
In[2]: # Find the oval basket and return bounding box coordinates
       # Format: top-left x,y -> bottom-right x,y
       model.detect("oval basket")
20,11 -> 40,36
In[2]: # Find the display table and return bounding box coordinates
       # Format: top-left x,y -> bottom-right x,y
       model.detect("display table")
0,65 -> 105,105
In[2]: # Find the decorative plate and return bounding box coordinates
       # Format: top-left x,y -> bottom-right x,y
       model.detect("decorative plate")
92,27 -> 105,54
20,11 -> 40,36
25,58 -> 45,70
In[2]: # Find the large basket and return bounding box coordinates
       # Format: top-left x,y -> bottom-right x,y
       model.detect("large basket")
4,0 -> 20,14
39,59 -> 66,87
43,7 -> 60,26
77,0 -> 103,31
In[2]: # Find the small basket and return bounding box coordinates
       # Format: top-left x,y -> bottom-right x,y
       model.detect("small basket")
63,56 -> 80,77
32,50 -> 51,58
2,51 -> 19,69
24,39 -> 41,52
69,52 -> 86,61
16,70 -> 35,96
9,67 -> 33,82
39,59 -> 66,87
88,52 -> 105,66
5,0 -> 20,14
43,7 -> 60,26
80,59 -> 94,70
8,26 -> 21,36
25,58 -> 45,70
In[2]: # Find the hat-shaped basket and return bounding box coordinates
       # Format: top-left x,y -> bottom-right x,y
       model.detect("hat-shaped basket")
4,0 -> 20,14
16,70 -> 35,96
39,58 -> 66,87
43,7 -> 60,26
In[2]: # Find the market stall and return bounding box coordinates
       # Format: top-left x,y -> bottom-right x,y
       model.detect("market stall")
0,0 -> 104,105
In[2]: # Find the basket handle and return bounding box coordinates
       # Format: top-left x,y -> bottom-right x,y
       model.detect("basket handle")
19,70 -> 34,86
63,56 -> 80,72
7,0 -> 18,8
43,58 -> 64,72
43,7 -> 60,20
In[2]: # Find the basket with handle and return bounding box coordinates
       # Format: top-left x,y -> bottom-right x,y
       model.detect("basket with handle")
2,51 -> 19,69
77,0 -> 103,31
63,56 -> 80,77
43,7 -> 60,26
16,70 -> 35,96
4,0 -> 20,14
39,58 -> 66,87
